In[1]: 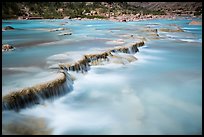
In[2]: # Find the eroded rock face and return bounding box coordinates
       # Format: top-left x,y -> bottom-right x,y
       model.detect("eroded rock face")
189,20 -> 202,25
2,44 -> 15,52
2,26 -> 15,31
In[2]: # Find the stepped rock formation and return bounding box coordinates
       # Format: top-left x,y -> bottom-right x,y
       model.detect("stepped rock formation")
2,41 -> 144,111
2,72 -> 73,111
57,41 -> 144,72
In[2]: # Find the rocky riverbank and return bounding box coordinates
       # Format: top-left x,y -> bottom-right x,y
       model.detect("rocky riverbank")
29,14 -> 201,23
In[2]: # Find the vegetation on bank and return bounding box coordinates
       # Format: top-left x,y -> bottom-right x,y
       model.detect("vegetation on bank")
2,2 -> 201,20
2,2 -> 166,19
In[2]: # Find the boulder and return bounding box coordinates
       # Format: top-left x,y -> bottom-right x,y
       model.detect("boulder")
2,44 -> 15,51
189,20 -> 202,25
2,26 -> 14,31
63,16 -> 71,19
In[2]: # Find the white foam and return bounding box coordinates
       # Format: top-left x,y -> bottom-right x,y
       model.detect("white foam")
47,52 -> 85,65
179,39 -> 201,43
2,66 -> 42,72
182,27 -> 200,30
105,39 -> 125,45
2,71 -> 61,96
47,54 -> 70,60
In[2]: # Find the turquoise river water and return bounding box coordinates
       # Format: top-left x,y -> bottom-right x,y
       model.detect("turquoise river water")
2,18 -> 202,135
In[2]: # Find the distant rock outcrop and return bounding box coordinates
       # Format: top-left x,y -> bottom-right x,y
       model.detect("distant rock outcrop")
189,20 -> 202,25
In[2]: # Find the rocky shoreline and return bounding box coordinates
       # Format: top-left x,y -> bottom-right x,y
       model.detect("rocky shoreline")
108,14 -> 177,22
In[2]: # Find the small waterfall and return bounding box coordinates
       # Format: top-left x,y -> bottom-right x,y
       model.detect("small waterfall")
130,44 -> 139,53
58,41 -> 144,73
2,72 -> 73,112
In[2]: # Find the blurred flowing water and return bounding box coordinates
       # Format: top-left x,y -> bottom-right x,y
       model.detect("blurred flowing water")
2,18 -> 202,135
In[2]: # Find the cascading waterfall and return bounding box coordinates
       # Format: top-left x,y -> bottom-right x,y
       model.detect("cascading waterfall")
58,41 -> 144,73
2,71 -> 73,111
2,41 -> 144,112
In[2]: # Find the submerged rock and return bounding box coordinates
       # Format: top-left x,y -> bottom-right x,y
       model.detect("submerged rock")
2,26 -> 15,31
143,28 -> 158,33
109,54 -> 137,65
142,28 -> 159,39
149,33 -> 160,39
60,23 -> 66,26
2,114 -> 52,135
2,44 -> 15,52
169,24 -> 178,26
189,20 -> 202,25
